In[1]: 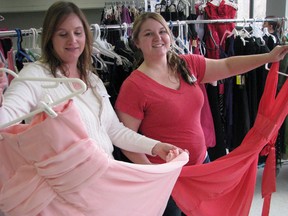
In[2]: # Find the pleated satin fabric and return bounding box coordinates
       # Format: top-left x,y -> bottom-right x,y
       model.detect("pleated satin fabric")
0,100 -> 188,216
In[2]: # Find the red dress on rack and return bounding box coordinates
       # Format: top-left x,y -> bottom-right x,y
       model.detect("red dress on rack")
172,62 -> 287,216
204,0 -> 237,59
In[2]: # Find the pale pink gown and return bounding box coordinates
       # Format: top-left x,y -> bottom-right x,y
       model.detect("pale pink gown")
0,100 -> 188,216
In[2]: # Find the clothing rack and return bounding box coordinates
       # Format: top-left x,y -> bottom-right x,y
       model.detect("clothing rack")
104,0 -> 147,12
0,28 -> 42,39
104,0 -> 145,6
98,17 -> 288,30
0,17 -> 287,39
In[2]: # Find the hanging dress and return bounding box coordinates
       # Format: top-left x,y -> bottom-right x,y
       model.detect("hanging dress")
0,100 -> 188,216
172,62 -> 288,216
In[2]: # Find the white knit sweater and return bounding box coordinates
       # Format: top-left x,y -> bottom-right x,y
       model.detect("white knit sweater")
0,62 -> 158,158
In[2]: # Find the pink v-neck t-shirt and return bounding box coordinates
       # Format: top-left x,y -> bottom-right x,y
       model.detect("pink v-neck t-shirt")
116,54 -> 207,165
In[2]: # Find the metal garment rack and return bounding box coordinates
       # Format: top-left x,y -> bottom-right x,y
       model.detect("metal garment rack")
98,17 -> 287,30
0,17 -> 287,38
0,28 -> 42,38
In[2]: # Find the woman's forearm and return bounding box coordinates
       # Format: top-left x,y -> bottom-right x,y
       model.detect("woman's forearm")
203,45 -> 288,83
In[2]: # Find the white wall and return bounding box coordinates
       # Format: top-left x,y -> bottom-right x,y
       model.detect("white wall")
0,0 -> 106,12
0,9 -> 103,30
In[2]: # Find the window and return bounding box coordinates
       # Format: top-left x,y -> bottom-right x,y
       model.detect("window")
236,0 -> 266,18
253,0 -> 267,18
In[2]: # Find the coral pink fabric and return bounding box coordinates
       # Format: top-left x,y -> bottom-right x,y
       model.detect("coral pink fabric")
172,62 -> 287,216
0,100 -> 188,216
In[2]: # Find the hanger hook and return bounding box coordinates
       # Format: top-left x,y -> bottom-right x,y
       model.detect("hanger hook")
91,24 -> 100,42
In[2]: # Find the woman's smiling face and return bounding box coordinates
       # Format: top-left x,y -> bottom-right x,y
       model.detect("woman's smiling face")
134,18 -> 171,59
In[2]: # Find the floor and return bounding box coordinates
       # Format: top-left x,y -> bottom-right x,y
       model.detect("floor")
249,160 -> 288,216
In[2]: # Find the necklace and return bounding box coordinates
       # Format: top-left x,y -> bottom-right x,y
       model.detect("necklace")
168,74 -> 179,84
167,69 -> 179,84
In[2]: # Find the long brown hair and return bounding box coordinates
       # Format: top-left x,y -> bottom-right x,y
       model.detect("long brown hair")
132,12 -> 195,85
40,1 -> 94,85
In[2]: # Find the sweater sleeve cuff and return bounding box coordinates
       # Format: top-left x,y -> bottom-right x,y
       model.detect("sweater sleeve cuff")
137,135 -> 159,156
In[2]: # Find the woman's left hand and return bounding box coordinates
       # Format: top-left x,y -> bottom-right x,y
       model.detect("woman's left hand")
269,45 -> 288,62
